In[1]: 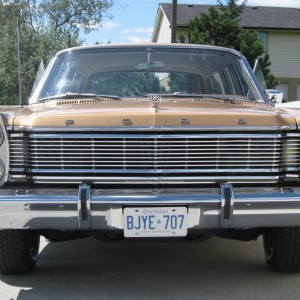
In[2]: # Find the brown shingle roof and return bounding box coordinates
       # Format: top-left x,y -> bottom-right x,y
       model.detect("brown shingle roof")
160,3 -> 300,30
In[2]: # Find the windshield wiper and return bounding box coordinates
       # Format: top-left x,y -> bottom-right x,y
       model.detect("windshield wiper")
39,93 -> 121,102
146,93 -> 243,102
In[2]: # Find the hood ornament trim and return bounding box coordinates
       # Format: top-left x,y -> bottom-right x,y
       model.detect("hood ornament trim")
148,94 -> 161,109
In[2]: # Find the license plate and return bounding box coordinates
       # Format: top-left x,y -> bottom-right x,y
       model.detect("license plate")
123,207 -> 187,237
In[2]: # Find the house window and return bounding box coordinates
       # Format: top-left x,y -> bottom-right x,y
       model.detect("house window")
257,32 -> 268,52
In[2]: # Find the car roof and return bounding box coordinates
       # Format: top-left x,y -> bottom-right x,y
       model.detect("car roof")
55,43 -> 242,58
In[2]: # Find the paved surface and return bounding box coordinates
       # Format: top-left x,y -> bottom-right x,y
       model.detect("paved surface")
1,236 -> 300,299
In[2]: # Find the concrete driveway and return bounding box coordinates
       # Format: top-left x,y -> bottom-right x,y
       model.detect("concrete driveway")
1,236 -> 299,299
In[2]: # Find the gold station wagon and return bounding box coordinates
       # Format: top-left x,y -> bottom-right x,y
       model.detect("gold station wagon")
0,44 -> 300,274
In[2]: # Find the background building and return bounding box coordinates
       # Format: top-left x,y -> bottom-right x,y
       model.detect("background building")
152,4 -> 300,101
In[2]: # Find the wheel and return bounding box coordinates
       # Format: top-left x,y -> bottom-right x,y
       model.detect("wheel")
0,230 -> 40,274
263,227 -> 300,273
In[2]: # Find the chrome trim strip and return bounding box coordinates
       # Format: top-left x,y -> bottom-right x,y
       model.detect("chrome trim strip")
28,133 -> 283,138
10,125 -> 296,132
31,176 -> 280,181
234,209 -> 300,215
30,175 -> 280,184
26,168 -> 281,174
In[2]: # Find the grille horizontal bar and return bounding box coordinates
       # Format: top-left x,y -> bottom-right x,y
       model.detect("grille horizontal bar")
8,132 -> 300,183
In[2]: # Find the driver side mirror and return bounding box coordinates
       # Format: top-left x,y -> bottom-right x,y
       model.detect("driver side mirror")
265,89 -> 283,106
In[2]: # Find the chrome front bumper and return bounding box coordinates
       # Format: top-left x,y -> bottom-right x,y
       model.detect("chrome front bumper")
1,184 -> 300,230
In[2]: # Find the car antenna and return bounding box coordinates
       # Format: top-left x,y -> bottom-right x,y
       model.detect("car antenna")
16,17 -> 23,108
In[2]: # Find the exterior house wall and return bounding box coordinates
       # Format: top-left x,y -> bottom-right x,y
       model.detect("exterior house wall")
153,12 -> 187,43
267,31 -> 300,101
267,32 -> 300,78
155,13 -> 172,43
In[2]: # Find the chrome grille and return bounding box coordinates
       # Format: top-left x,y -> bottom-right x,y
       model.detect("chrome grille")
8,132 -> 300,184
285,134 -> 300,168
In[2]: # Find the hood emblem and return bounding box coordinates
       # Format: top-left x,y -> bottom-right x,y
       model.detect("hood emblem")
236,118 -> 247,125
123,119 -> 132,126
180,118 -> 190,125
65,119 -> 75,126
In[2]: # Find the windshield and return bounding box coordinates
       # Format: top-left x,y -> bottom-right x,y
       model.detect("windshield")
31,46 -> 263,102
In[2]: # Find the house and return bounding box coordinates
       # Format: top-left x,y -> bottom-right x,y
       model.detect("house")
152,4 -> 300,101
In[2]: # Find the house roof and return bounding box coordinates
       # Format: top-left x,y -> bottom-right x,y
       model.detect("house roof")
160,3 -> 300,30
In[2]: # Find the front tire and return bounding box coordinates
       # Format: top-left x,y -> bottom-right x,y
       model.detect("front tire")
263,227 -> 300,273
0,230 -> 40,274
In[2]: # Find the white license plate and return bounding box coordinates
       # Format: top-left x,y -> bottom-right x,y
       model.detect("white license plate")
123,207 -> 187,237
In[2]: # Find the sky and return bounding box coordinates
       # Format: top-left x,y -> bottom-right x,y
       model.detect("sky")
81,0 -> 300,45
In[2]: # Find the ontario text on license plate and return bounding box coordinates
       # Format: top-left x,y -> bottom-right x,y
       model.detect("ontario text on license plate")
123,207 -> 187,237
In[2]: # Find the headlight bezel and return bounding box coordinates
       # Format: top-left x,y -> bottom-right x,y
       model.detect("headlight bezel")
0,159 -> 4,181
0,127 -> 3,147
0,115 -> 8,186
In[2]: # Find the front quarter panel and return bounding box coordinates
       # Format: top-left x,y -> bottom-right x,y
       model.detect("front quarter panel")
276,107 -> 300,129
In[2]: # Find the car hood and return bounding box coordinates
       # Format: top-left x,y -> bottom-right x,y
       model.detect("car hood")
2,99 -> 298,129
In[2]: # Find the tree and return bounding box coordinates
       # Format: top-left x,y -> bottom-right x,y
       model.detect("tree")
257,53 -> 277,90
40,0 -> 114,35
91,72 -> 164,96
180,0 -> 277,89
0,0 -> 114,105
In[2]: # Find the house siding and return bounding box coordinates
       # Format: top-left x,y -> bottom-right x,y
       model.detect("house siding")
268,32 -> 300,78
156,13 -> 171,43
266,31 -> 300,101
